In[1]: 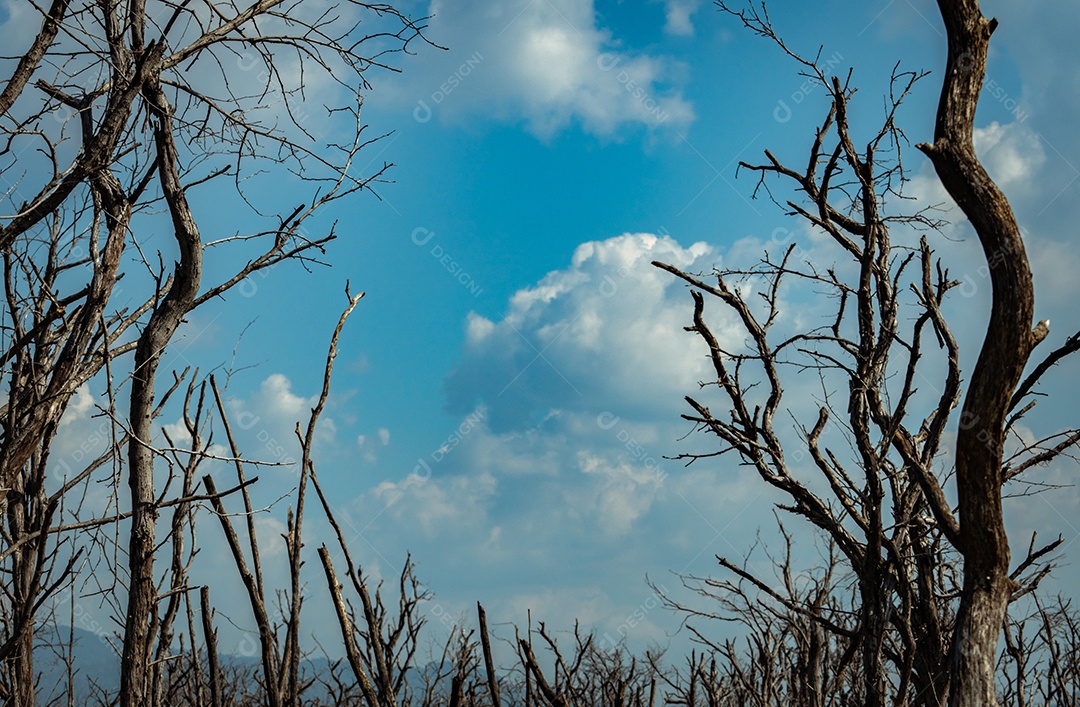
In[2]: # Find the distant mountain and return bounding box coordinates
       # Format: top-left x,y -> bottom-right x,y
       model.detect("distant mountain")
30,628 -> 491,704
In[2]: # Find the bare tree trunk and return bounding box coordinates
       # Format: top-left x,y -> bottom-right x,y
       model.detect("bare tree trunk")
478,602 -> 503,707
120,75 -> 203,706
317,547 -> 381,707
3,448 -> 71,707
8,487 -> 36,707
917,2 -> 1039,704
203,474 -> 283,707
200,586 -> 223,707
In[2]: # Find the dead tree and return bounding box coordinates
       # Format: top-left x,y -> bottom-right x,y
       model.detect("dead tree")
912,2 -> 1076,704
203,289 -> 362,707
478,602 -> 503,707
1,0 -> 430,703
656,3 -> 1078,706
510,620 -> 658,707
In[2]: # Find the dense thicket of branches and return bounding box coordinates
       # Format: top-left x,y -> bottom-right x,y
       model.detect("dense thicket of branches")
0,0 -> 434,703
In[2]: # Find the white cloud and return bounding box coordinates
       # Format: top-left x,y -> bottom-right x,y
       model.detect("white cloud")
661,0 -> 701,37
346,395 -> 765,652
161,418 -> 194,447
256,373 -> 315,421
227,372 -> 339,443
466,311 -> 495,343
446,232 -> 718,431
400,0 -> 695,136
366,468 -> 498,538
353,233 -> 782,606
975,121 -> 1046,194
907,120 -> 1047,224
356,427 -> 393,462
48,385 -> 118,508
575,451 -> 664,537
59,384 -> 95,427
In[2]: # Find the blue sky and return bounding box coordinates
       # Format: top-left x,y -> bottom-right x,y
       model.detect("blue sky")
23,0 -> 1080,658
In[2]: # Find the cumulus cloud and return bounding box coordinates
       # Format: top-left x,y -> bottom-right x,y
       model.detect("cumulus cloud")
402,0 -> 695,136
446,232 -> 717,431
340,232 -> 773,599
345,398 -> 767,648
251,373 -> 318,423
337,233 -> 780,639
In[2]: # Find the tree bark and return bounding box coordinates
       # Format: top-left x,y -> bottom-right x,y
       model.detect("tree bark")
478,602 -> 503,707
918,2 -> 1039,704
120,75 -> 203,707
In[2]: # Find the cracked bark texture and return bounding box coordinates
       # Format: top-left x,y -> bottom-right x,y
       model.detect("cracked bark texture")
916,2 -> 1042,705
